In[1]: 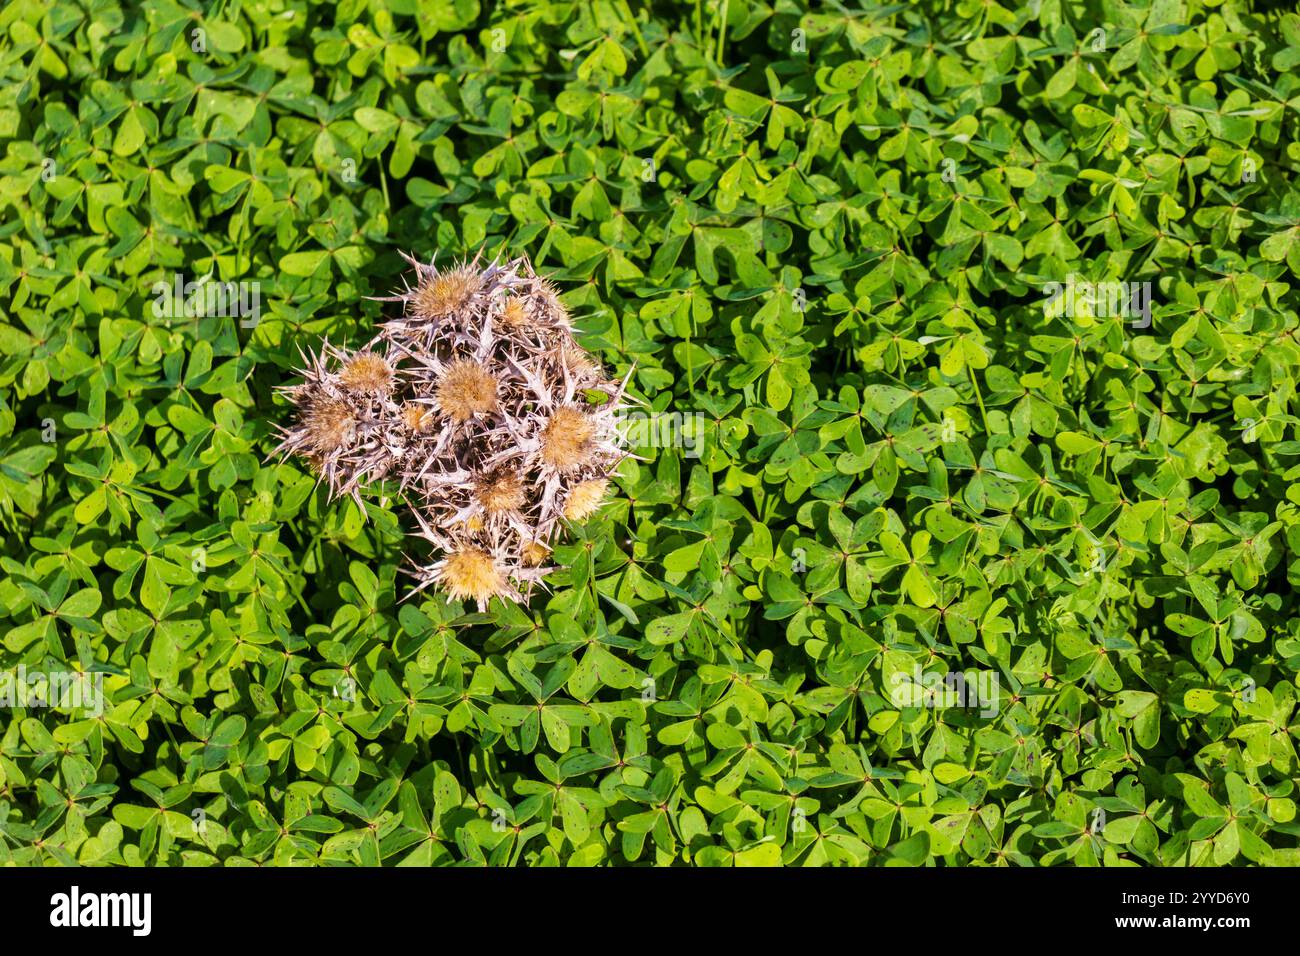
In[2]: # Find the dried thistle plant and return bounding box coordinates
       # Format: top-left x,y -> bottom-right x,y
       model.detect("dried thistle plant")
273,252 -> 632,609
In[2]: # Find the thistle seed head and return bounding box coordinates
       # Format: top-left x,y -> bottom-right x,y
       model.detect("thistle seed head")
541,406 -> 597,472
412,263 -> 482,318
302,397 -> 357,454
438,548 -> 506,606
401,402 -> 435,433
530,274 -> 570,327
277,251 -> 631,608
521,540 -> 551,566
475,468 -> 526,514
339,351 -> 395,395
435,358 -> 499,422
500,295 -> 530,329
560,344 -> 601,382
563,477 -> 608,521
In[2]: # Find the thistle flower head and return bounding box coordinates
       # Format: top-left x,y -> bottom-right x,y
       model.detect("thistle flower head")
435,358 -> 499,422
401,402 -> 434,433
521,540 -> 551,566
475,468 -> 526,514
339,351 -> 395,395
563,477 -> 608,521
500,295 -> 530,329
413,263 -> 481,318
560,344 -> 601,382
437,547 -> 508,608
529,272 -> 570,328
278,251 -> 631,607
302,396 -> 357,454
541,405 -> 597,472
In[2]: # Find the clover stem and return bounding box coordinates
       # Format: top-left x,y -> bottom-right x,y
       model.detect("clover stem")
715,0 -> 728,66
618,0 -> 649,57
967,365 -> 989,435
686,300 -> 695,395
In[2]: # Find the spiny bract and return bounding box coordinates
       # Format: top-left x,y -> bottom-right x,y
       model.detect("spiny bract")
274,253 -> 631,609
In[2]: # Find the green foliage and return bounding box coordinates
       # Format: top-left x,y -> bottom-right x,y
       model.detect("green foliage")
1,0 -> 1300,867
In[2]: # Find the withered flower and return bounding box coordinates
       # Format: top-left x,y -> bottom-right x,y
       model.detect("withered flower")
475,468 -> 527,514
301,397 -> 357,455
541,406 -> 598,472
412,263 -> 482,318
275,252 -> 630,607
434,358 -> 499,422
339,351 -> 395,395
563,477 -> 609,521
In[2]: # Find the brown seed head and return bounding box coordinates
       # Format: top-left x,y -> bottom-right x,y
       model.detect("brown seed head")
541,406 -> 596,471
521,540 -> 551,567
501,296 -> 530,329
476,469 -> 526,514
401,402 -> 434,433
440,549 -> 505,605
563,478 -> 609,521
339,352 -> 394,394
436,359 -> 498,422
302,398 -> 356,454
413,264 -> 481,317
561,344 -> 600,381
534,277 -> 569,324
